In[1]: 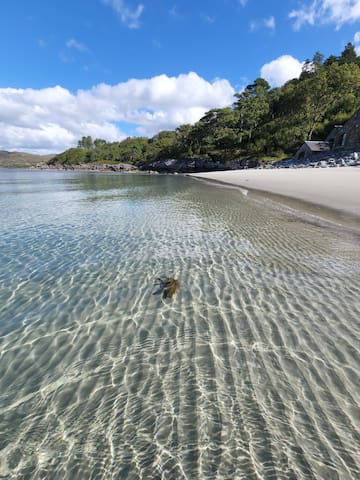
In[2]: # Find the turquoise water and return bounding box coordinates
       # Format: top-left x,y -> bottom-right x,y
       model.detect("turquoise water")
0,169 -> 359,479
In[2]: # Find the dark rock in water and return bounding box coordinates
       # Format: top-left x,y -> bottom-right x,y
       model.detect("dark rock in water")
140,157 -> 259,173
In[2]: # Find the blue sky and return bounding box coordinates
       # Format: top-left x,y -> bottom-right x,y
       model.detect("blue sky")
2,0 -> 360,153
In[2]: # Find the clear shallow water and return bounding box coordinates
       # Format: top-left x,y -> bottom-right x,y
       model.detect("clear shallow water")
0,169 -> 359,480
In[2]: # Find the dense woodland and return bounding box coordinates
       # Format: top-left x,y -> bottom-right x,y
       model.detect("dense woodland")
51,43 -> 360,167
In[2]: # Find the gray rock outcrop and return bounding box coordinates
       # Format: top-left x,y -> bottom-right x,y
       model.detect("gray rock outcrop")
140,157 -> 259,173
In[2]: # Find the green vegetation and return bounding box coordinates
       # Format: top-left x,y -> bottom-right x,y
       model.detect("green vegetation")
50,43 -> 360,167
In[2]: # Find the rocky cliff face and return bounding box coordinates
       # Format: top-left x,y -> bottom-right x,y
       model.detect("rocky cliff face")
333,108 -> 360,148
140,157 -> 259,173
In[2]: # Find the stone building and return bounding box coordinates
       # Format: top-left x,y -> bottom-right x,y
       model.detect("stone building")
294,140 -> 330,161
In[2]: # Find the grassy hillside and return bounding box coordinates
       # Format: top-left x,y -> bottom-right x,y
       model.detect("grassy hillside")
0,151 -> 55,168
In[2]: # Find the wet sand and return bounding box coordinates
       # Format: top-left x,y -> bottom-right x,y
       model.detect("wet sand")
189,168 -> 360,218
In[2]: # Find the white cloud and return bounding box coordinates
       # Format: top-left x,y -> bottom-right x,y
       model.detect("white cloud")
264,16 -> 276,30
66,38 -> 88,52
101,0 -> 144,29
0,73 -> 235,154
260,55 -> 303,87
354,31 -> 360,54
289,0 -> 360,30
250,15 -> 276,31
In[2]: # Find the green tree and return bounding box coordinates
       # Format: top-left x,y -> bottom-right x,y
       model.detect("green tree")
312,51 -> 324,68
338,42 -> 359,65
300,52 -> 324,80
173,124 -> 194,156
186,107 -> 239,156
295,62 -> 360,139
324,54 -> 338,66
77,136 -> 94,149
94,138 -> 107,148
233,78 -> 270,143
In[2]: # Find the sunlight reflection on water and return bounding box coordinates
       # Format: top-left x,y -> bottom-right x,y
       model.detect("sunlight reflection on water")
0,169 -> 359,479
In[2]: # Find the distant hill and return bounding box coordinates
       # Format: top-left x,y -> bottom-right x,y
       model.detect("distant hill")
0,151 -> 55,168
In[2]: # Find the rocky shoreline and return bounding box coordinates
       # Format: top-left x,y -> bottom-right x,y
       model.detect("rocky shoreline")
32,157 -> 259,174
139,157 -> 259,173
30,148 -> 360,174
32,162 -> 140,172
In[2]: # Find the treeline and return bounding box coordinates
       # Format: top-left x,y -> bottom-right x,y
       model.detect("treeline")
51,42 -> 360,166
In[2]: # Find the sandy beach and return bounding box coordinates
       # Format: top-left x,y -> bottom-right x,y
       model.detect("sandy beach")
189,167 -> 360,218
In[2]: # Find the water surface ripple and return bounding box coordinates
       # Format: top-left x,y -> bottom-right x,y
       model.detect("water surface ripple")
0,170 -> 359,479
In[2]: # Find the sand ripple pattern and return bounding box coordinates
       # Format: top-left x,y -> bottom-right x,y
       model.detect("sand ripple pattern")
0,170 -> 359,479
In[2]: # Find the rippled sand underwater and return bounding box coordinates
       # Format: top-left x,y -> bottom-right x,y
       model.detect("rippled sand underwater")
0,170 -> 359,479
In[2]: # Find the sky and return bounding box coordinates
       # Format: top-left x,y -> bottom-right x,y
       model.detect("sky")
2,0 -> 360,154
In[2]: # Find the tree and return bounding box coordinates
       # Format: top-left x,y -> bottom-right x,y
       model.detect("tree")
299,59 -> 315,80
324,54 -> 338,67
77,136 -> 94,149
312,51 -> 324,68
299,52 -> 324,81
186,107 -> 239,156
339,42 -> 358,65
233,78 -> 270,143
94,138 -> 107,148
214,127 -> 239,156
296,62 -> 360,139
174,124 -> 194,156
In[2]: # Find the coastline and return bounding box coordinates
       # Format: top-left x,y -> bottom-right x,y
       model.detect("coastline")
188,168 -> 360,219
31,162 -> 139,173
